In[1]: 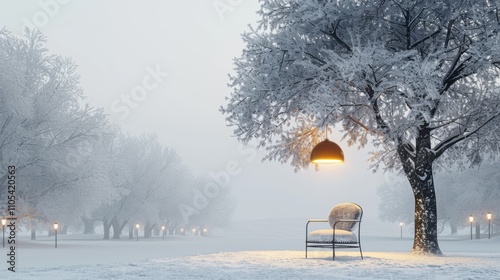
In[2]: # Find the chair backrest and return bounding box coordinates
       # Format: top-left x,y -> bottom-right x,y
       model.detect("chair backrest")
328,203 -> 363,231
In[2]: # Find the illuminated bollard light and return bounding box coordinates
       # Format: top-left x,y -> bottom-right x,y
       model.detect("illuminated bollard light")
469,215 -> 474,240
136,223 -> 139,241
54,222 -> 58,248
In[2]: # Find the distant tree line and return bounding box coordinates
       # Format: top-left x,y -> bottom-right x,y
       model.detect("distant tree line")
378,163 -> 500,236
0,29 -> 235,239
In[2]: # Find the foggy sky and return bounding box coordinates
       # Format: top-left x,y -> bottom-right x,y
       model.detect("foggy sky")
0,0 -> 385,221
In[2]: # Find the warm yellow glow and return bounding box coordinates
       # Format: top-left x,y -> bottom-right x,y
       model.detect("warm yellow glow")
487,212 -> 492,220
54,223 -> 58,230
192,228 -> 196,232
162,226 -> 165,230
136,223 -> 139,229
311,159 -> 344,164
400,222 -> 403,226
469,215 -> 474,222
203,228 -> 207,232
1,219 -> 6,226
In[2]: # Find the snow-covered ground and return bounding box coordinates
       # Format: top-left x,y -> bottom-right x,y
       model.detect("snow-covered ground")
4,218 -> 500,279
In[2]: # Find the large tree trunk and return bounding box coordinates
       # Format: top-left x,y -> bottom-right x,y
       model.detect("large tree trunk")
449,221 -> 458,235
82,217 -> 95,234
129,224 -> 134,239
399,127 -> 442,255
103,218 -> 111,240
31,228 -> 36,240
61,225 -> 68,235
112,217 -> 128,239
410,177 -> 441,254
144,222 -> 157,238
144,222 -> 151,238
48,227 -> 54,237
112,218 -> 121,239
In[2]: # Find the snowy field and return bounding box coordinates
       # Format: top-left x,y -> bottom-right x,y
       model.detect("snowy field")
4,218 -> 500,279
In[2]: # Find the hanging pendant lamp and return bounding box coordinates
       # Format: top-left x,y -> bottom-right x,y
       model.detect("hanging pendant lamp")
310,138 -> 344,164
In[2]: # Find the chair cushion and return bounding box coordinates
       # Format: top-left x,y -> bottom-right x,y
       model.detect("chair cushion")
328,203 -> 363,231
307,229 -> 358,244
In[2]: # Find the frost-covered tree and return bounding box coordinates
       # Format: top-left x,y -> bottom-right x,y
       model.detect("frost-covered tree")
130,135 -> 186,238
222,0 -> 500,255
95,133 -> 188,239
95,133 -> 140,239
0,29 -> 111,237
377,174 -> 415,225
38,128 -> 124,232
441,163 -> 500,233
158,167 -> 192,234
185,176 -> 237,230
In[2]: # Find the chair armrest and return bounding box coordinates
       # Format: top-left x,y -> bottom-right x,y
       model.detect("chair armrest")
308,219 -> 328,223
306,219 -> 329,237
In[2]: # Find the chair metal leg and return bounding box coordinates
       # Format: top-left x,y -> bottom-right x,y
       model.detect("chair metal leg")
305,222 -> 308,259
358,224 -> 363,260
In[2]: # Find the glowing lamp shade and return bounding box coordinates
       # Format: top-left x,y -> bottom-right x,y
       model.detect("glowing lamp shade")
487,212 -> 492,220
310,139 -> 344,164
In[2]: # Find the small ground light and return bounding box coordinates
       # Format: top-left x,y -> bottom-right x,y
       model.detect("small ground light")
487,212 -> 492,239
400,222 -> 403,239
469,215 -> 474,240
136,223 -> 139,241
1,218 -> 6,248
54,222 -> 58,248
162,226 -> 165,240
